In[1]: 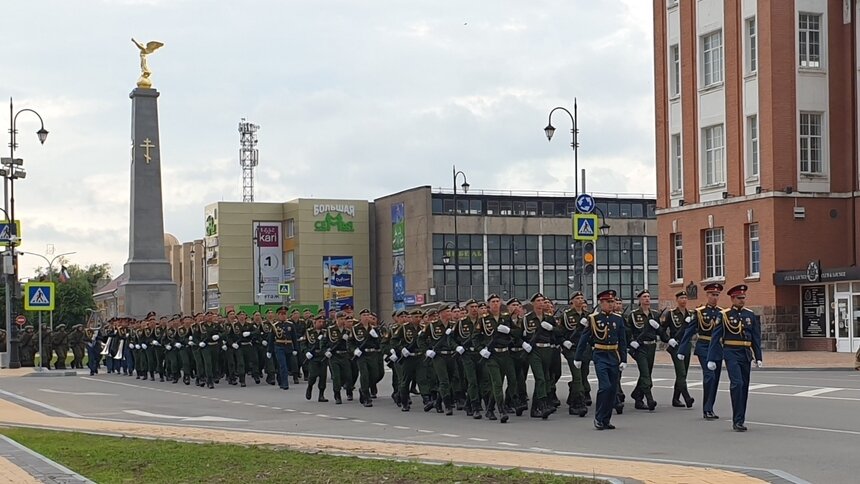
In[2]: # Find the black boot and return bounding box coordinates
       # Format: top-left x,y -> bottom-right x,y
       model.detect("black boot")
455,394 -> 465,411
435,395 -> 444,413
183,375 -> 190,385
240,376 -> 247,387
318,389 -> 329,403
444,396 -> 453,416
646,391 -> 657,411
549,390 -> 561,408
465,400 -> 474,417
370,383 -> 378,399
392,392 -> 402,407
584,391 -> 593,406
150,371 -> 155,380
472,399 -> 483,420
401,398 -> 411,412
498,402 -> 509,424
346,389 -> 354,401
253,376 -> 260,385
682,389 -> 695,408
540,398 -> 554,419
334,391 -> 343,405
306,385 -> 313,400
672,390 -> 684,408
410,382 -> 419,395
293,375 -> 300,385
362,390 -> 373,408
423,394 -> 435,412
207,378 -> 214,389
530,397 -> 543,418
485,398 -> 497,421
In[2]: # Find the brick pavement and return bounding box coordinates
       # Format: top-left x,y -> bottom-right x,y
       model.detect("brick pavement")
0,435 -> 92,483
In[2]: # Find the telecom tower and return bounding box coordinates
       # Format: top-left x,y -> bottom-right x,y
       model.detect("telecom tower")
238,118 -> 260,202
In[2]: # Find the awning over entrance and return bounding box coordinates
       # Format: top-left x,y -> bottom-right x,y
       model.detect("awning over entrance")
773,261 -> 860,286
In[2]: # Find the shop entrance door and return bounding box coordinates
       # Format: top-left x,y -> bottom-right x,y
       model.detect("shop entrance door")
834,296 -> 856,353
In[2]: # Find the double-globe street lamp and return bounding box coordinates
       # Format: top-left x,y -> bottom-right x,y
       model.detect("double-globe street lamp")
2,99 -> 48,368
18,251 -> 75,370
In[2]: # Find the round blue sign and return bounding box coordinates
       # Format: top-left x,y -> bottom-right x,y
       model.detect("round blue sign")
575,194 -> 595,214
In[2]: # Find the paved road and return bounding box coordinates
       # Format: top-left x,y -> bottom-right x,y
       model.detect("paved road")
2,366 -> 859,483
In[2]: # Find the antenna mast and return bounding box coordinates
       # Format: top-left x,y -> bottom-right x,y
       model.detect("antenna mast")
238,118 -> 259,202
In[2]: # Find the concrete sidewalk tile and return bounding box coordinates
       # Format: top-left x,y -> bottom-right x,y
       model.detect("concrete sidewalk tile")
0,456 -> 40,484
0,398 -> 766,484
654,350 -> 855,369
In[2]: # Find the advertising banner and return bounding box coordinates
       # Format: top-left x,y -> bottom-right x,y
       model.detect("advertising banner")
801,285 -> 826,338
253,221 -> 283,305
323,256 -> 354,316
392,203 -> 406,303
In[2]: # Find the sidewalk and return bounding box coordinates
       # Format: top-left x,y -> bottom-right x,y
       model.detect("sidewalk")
0,434 -> 92,483
655,350 -> 856,370
0,397 -> 767,484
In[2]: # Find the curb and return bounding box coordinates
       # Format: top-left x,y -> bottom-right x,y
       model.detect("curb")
22,370 -> 78,378
0,434 -> 93,483
653,364 -> 854,372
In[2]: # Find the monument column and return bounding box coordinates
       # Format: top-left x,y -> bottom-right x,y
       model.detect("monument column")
118,40 -> 178,318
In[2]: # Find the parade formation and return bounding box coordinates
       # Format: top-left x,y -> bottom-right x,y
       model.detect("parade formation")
70,282 -> 762,432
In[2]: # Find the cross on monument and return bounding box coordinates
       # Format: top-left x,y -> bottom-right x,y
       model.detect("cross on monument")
139,138 -> 156,164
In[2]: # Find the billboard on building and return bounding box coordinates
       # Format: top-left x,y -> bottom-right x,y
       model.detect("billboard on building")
392,203 -> 406,303
323,256 -> 354,316
253,221 -> 283,305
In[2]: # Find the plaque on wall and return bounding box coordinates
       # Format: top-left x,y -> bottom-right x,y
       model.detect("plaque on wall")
801,285 -> 826,338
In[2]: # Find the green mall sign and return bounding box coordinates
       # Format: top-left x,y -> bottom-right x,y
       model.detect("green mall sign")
314,213 -> 354,232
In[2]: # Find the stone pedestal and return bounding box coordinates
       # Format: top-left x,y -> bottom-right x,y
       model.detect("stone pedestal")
118,88 -> 178,318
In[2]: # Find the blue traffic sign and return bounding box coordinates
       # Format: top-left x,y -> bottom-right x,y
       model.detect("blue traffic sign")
404,294 -> 417,305
573,214 -> 599,241
574,194 -> 595,214
0,220 -> 22,247
24,282 -> 55,311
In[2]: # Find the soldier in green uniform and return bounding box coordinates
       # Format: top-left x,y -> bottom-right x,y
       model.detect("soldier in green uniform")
177,316 -> 194,385
660,290 -> 695,408
301,309 -> 315,380
51,324 -> 69,369
392,309 -> 423,411
237,311 -> 261,385
189,316 -> 206,386
478,294 -> 523,423
288,309 -> 304,384
422,305 -> 459,415
560,292 -> 589,417
352,309 -> 381,407
452,300 -> 484,419
368,312 -> 385,398
381,311 -> 401,405
626,289 -> 662,411
325,311 -> 354,404
18,326 -> 34,367
162,318 -> 180,383
304,315 -> 329,402
200,315 -> 222,388
545,299 -> 564,409
39,324 -> 52,369
259,310 -> 277,385
524,293 -> 556,419
68,324 -> 84,369
506,298 -> 530,410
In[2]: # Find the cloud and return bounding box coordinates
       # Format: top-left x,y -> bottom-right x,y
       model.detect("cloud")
1,0 -> 655,278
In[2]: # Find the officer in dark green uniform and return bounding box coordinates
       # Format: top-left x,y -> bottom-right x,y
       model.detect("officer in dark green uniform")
660,290 -> 695,408
237,311 -> 261,386
303,315 -> 329,402
626,289 -> 662,411
452,300 -> 483,419
478,294 -> 522,423
506,298 -> 530,410
325,311 -> 354,404
392,309 -> 422,411
422,305 -> 458,415
368,312 -> 385,398
52,324 -> 69,370
352,309 -> 380,407
288,309 -> 304,384
68,324 -> 84,369
560,292 -> 589,417
524,293 -> 555,419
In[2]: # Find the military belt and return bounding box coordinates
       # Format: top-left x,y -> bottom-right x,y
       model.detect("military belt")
492,347 -> 509,353
642,341 -> 657,345
724,340 -> 752,347
698,335 -> 712,341
594,344 -> 619,351
535,343 -> 553,348
275,339 -> 293,345
240,342 -> 252,346
364,348 -> 381,353
510,347 -> 523,352
439,350 -> 454,355
207,342 -> 219,346
335,350 -> 349,355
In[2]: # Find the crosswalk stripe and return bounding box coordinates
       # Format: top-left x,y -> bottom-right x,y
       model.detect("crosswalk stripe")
794,388 -> 841,397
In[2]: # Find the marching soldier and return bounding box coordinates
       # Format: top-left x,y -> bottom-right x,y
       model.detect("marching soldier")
574,289 -> 627,430
259,311 -> 277,385
626,289 -> 662,411
352,309 -> 381,407
51,324 -> 69,369
422,305 -> 458,415
560,292 -> 589,417
39,324 -> 52,370
289,309 -> 305,384
524,293 -> 555,419
612,298 -> 626,414
325,311 -> 355,404
479,294 -> 523,423
162,318 -> 181,383
85,326 -> 101,375
678,283 -> 725,420
382,310 -> 403,406
304,315 -> 329,402
19,326 -> 35,367
272,306 -> 299,390
452,301 -> 483,419
660,291 -> 695,408
393,309 -> 422,411
237,311 -> 261,386
368,312 -> 385,398
69,324 -> 85,369
707,285 -> 763,432
506,298 -> 530,411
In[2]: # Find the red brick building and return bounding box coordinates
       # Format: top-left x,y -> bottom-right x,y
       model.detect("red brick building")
653,0 -> 860,352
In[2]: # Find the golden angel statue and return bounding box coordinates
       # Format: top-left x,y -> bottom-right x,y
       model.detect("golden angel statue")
132,38 -> 164,89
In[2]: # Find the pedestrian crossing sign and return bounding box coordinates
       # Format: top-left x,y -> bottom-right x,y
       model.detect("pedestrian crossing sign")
24,282 -> 55,311
278,283 -> 291,296
0,220 -> 22,247
573,214 -> 599,241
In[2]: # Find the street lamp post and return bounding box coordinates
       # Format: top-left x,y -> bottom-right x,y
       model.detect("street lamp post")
451,166 -> 469,305
544,100 -> 579,197
19,251 -> 75,369
3,99 -> 48,369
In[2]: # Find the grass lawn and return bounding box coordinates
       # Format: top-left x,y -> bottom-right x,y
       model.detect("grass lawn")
0,427 -> 599,484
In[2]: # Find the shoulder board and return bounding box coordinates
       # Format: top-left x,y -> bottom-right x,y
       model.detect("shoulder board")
695,305 -> 706,311
502,312 -> 508,316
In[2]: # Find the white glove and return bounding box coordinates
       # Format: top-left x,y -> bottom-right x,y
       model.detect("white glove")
221,345 -> 227,351
522,342 -> 532,353
266,352 -> 271,359
425,350 -> 435,359
390,355 -> 398,363
188,335 -> 193,341
401,348 -> 411,358
579,318 -> 588,327
231,343 -> 239,349
306,352 -> 313,360
619,362 -> 627,370
242,331 -> 251,337
354,349 -> 363,358
480,348 -> 491,359
649,319 -> 660,329
198,342 -> 206,348
497,324 -> 510,334
563,340 -> 573,350
152,340 -> 159,346
369,329 -> 378,338
668,338 -> 678,347
212,334 -> 220,341
540,321 -> 554,331
165,346 -> 171,351
342,333 -> 349,341
292,351 -> 297,356
445,327 -> 453,335
187,342 -> 194,347
630,341 -> 640,350
677,353 -> 685,360
573,360 -> 582,369
456,346 -> 465,355
756,360 -> 763,368
685,316 -> 692,323
325,350 -> 332,359
707,361 -> 717,371
389,348 -> 396,356
262,340 -> 268,346
174,342 -> 181,349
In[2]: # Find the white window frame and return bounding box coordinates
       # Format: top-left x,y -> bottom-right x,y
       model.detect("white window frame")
702,124 -> 725,187
798,13 -> 822,69
701,31 -> 723,88
673,233 -> 683,282
286,250 -> 295,270
670,134 -> 683,194
669,44 -> 681,98
745,17 -> 757,74
286,218 -> 295,238
799,112 -> 825,175
747,115 -> 759,180
704,228 -> 725,280
748,224 -> 760,277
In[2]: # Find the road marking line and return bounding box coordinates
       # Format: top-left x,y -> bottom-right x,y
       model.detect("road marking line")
468,437 -> 488,442
393,426 -> 410,430
650,378 -> 670,382
498,442 -> 519,447
271,407 -> 281,410
530,447 -> 552,452
793,388 -> 841,397
243,402 -> 254,406
334,417 -> 348,420
284,409 -> 296,412
39,389 -> 116,397
256,405 -> 269,408
747,384 -> 778,390
0,389 -> 82,418
300,411 -> 312,415
746,421 -> 860,436
316,414 -> 330,418
351,419 -> 366,423
688,382 -> 703,387
372,422 -> 387,426
440,434 -> 459,438
417,429 -> 434,433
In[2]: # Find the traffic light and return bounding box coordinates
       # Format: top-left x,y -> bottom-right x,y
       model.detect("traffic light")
583,241 -> 595,275
571,242 -> 583,275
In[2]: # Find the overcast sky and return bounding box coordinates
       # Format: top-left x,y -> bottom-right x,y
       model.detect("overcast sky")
1,0 -> 655,278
